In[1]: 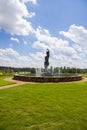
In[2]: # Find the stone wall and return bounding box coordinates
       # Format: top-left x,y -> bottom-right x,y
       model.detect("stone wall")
13,74 -> 82,83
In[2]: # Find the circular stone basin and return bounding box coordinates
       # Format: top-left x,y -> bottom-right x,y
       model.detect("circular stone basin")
13,74 -> 82,83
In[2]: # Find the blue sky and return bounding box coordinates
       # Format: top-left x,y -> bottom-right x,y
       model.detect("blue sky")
0,0 -> 87,68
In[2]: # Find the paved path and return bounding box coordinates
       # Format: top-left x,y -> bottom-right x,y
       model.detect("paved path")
0,78 -> 29,90
0,77 -> 87,90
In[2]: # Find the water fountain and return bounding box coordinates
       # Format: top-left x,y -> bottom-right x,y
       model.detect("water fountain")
36,68 -> 42,77
14,49 -> 82,83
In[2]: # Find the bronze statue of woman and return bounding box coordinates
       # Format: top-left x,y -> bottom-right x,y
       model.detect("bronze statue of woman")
44,49 -> 50,71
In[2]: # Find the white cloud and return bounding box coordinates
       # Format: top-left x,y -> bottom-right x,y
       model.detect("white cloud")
0,48 -> 33,67
60,46 -> 77,56
73,45 -> 82,53
35,27 -> 69,48
0,48 -> 19,56
31,25 -> 87,68
30,51 -> 44,61
24,41 -> 28,45
34,26 -> 80,59
10,37 -> 20,43
32,41 -> 49,50
0,0 -> 36,35
59,24 -> 87,64
29,51 -> 45,67
60,24 -> 87,48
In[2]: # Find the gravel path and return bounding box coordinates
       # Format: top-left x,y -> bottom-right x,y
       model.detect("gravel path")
0,77 -> 87,90
0,78 -> 29,90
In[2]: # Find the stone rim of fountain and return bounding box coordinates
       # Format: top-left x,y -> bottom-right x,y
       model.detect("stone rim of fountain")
13,73 -> 82,83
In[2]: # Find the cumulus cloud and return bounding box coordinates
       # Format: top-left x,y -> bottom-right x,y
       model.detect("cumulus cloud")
0,0 -> 36,35
0,48 -> 19,56
35,27 -> 69,48
32,41 -> 49,50
29,51 -> 45,67
0,48 -> 49,68
73,45 -> 83,53
30,25 -> 87,68
0,48 -> 33,67
10,37 -> 20,43
34,26 -> 80,59
60,24 -> 87,48
59,24 -> 87,64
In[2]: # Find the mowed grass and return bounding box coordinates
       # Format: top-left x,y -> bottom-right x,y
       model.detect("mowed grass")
82,73 -> 87,78
0,82 -> 87,130
0,75 -> 15,87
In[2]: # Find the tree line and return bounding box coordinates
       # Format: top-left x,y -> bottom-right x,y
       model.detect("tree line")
0,66 -> 87,74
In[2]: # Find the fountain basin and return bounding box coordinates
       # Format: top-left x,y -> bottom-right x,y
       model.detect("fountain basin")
13,74 -> 82,83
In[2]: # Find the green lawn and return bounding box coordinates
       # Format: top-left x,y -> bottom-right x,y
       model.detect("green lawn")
82,73 -> 87,78
0,74 -> 15,87
0,82 -> 87,130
